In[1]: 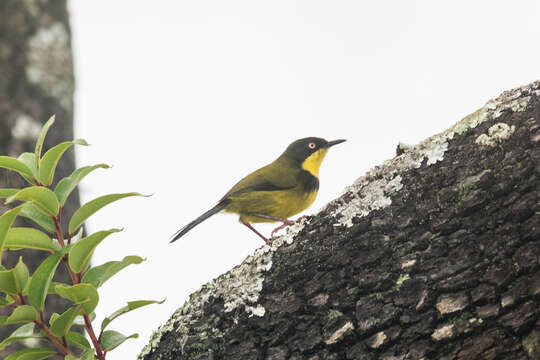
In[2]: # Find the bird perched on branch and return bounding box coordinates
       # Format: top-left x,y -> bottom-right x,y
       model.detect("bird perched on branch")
170,137 -> 346,244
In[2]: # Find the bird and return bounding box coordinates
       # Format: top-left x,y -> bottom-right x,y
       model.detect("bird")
170,137 -> 346,244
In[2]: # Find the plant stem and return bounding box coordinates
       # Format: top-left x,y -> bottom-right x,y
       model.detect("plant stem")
62,258 -> 79,285
53,214 -> 66,248
13,291 -> 73,356
84,313 -> 105,360
17,293 -> 25,305
34,319 -> 75,357
51,211 -> 106,360
52,212 -> 79,285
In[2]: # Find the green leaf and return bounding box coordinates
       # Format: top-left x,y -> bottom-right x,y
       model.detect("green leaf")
66,349 -> 96,360
0,272 -> 17,294
0,257 -> 29,294
0,322 -> 43,350
66,330 -> 91,349
5,347 -> 56,360
28,250 -> 65,310
68,229 -> 122,273
22,278 -> 61,297
0,205 -> 24,258
34,114 -> 55,161
38,139 -> 89,186
100,330 -> 138,351
5,228 -> 60,252
13,257 -> 29,294
6,187 -> 59,216
101,299 -> 164,331
56,283 -> 99,314
0,156 -> 35,181
17,153 -> 39,181
49,312 -> 59,324
47,281 -> 61,294
82,255 -> 144,288
55,164 -> 110,206
81,348 -> 96,360
19,203 -> 56,233
4,305 -> 37,324
0,189 -> 19,199
50,305 -> 80,337
69,192 -> 148,234
0,271 -> 17,294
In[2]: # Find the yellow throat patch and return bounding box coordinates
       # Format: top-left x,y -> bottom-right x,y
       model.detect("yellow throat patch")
301,148 -> 328,177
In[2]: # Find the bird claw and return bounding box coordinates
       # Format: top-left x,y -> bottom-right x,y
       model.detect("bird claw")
271,220 -> 293,236
295,215 -> 308,223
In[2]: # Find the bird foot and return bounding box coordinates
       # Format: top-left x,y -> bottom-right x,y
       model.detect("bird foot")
271,216 -> 310,236
295,215 -> 309,223
271,219 -> 294,236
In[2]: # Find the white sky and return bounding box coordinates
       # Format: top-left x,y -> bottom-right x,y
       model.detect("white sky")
69,1 -> 540,358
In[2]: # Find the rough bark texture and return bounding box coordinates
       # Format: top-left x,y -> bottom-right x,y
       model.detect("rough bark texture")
141,81 -> 540,360
0,0 -> 78,355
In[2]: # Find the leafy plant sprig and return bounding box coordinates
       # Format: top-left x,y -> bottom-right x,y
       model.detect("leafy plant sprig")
0,115 -> 162,360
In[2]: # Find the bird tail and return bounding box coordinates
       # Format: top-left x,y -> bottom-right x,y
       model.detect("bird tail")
169,200 -> 230,243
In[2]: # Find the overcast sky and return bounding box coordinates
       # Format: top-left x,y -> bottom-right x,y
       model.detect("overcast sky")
69,1 -> 540,358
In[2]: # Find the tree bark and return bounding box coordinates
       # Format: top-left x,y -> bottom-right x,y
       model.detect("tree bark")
140,81 -> 540,360
0,0 -> 79,355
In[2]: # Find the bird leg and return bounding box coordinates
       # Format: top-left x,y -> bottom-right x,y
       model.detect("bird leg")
246,213 -> 299,236
241,220 -> 269,244
246,213 -> 295,238
271,215 -> 311,236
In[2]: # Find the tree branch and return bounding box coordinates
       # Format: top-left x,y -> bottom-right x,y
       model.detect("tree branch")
140,81 -> 540,360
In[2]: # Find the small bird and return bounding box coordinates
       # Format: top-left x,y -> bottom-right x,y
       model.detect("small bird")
170,137 -> 346,243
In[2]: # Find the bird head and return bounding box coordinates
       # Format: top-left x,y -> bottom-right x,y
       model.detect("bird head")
280,137 -> 346,176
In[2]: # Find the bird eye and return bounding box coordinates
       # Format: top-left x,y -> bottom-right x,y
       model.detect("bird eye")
308,142 -> 316,149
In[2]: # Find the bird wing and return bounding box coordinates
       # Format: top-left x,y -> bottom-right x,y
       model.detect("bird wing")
221,162 -> 297,200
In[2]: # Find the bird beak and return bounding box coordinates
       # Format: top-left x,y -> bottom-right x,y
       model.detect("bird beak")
326,139 -> 346,148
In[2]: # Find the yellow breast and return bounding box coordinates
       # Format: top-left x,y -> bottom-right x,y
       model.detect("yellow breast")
301,148 -> 328,177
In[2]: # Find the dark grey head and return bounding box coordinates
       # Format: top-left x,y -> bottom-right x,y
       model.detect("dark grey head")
280,137 -> 346,165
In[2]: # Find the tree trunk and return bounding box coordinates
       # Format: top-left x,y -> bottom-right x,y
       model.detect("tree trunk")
140,81 -> 540,360
0,0 -> 78,354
